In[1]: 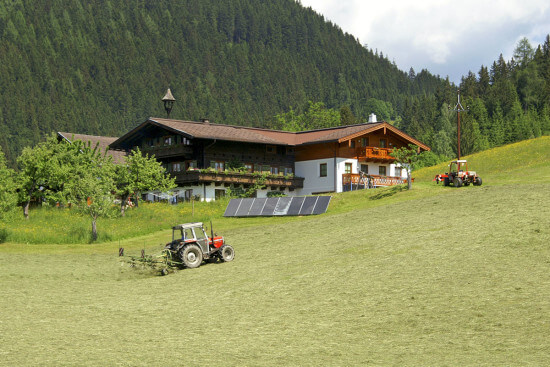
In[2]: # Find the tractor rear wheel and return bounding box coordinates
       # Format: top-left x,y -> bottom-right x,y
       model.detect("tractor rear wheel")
219,245 -> 235,262
443,177 -> 450,186
474,177 -> 482,186
453,177 -> 463,188
178,244 -> 203,268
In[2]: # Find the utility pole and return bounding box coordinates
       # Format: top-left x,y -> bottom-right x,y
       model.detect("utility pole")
450,89 -> 468,160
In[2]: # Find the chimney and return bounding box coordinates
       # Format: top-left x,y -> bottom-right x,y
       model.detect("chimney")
200,118 -> 210,123
368,113 -> 377,123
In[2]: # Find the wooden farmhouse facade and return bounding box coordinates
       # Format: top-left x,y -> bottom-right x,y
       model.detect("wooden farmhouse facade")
59,115 -> 429,201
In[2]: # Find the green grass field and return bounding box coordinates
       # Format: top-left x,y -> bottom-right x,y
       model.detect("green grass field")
1,137 -> 550,366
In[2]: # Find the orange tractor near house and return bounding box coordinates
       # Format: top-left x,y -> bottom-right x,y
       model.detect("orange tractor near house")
435,160 -> 482,187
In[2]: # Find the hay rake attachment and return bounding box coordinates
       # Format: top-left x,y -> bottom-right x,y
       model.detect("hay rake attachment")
119,247 -> 182,276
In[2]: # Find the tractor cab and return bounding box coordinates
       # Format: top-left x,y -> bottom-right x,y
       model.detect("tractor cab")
449,160 -> 468,174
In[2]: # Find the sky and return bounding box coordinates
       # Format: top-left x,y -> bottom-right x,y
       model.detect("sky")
299,0 -> 550,83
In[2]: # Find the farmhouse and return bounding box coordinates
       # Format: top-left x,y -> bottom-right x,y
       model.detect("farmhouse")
100,114 -> 429,201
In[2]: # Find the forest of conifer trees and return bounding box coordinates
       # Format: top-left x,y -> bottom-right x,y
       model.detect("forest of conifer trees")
0,0 -> 549,166
0,0 -> 443,165
399,36 -> 550,158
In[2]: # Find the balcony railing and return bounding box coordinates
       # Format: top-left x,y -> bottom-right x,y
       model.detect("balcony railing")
355,147 -> 395,161
173,170 -> 304,189
342,173 -> 412,190
142,144 -> 193,158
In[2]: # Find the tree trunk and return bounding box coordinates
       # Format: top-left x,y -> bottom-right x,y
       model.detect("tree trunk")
135,192 -> 139,207
23,182 -> 36,219
120,197 -> 126,217
91,218 -> 98,242
23,200 -> 30,219
407,169 -> 412,190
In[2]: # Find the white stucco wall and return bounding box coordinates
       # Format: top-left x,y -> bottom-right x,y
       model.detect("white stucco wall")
296,159 -> 409,194
295,158 -> 338,195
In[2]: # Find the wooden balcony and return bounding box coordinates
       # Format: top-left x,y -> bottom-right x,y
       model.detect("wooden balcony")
142,144 -> 193,158
342,173 -> 412,190
173,170 -> 304,189
355,147 -> 395,162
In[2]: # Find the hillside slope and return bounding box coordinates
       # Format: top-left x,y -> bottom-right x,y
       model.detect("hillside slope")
0,0 -> 444,163
2,178 -> 549,365
415,135 -> 550,184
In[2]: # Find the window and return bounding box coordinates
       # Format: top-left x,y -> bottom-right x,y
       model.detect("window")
350,140 -> 355,148
379,139 -> 387,148
183,228 -> 194,240
361,137 -> 368,147
186,160 -> 197,170
194,227 -> 207,240
345,163 -> 352,174
254,164 -> 261,173
262,165 -> 271,173
271,166 -> 279,175
210,161 -> 225,171
394,166 -> 402,177
266,145 -> 276,154
215,189 -> 226,200
164,136 -> 173,146
379,166 -> 387,176
360,164 -> 368,174
284,167 -> 293,175
244,163 -> 253,172
172,162 -> 181,172
320,163 -> 327,177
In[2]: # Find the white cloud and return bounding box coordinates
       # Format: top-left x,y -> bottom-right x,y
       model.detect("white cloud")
299,0 -> 550,82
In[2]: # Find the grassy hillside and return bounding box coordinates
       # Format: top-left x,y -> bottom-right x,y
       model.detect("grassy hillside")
414,135 -> 550,184
1,137 -> 549,365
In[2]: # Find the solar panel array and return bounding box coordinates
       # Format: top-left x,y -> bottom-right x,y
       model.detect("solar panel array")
224,196 -> 331,217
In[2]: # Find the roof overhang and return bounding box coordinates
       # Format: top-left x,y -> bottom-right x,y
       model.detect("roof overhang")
336,122 -> 430,151
110,118 -> 195,150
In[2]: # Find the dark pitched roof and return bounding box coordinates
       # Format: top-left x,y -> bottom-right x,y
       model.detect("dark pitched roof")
57,132 -> 127,163
110,117 -> 429,151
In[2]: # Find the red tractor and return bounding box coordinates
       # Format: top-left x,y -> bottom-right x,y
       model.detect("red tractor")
164,222 -> 235,268
435,160 -> 482,187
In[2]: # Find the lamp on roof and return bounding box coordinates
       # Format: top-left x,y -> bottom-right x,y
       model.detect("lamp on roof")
162,88 -> 176,118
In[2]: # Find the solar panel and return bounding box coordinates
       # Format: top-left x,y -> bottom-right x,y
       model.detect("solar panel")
224,196 -> 331,217
235,198 -> 254,217
287,196 -> 305,216
261,197 -> 279,216
299,196 -> 318,215
273,197 -> 292,216
248,198 -> 267,216
224,199 -> 241,217
312,196 -> 331,215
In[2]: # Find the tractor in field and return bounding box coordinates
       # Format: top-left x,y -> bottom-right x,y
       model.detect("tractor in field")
435,160 -> 482,187
164,222 -> 235,268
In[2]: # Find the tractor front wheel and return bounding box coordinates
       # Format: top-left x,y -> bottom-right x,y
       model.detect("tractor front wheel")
453,177 -> 463,188
474,177 -> 483,186
219,245 -> 235,262
178,244 -> 203,268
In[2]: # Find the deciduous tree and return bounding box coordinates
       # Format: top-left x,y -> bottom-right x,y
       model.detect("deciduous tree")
114,148 -> 176,215
390,144 -> 420,190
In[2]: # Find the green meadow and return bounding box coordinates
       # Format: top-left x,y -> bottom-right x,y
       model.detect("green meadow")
1,137 -> 549,366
